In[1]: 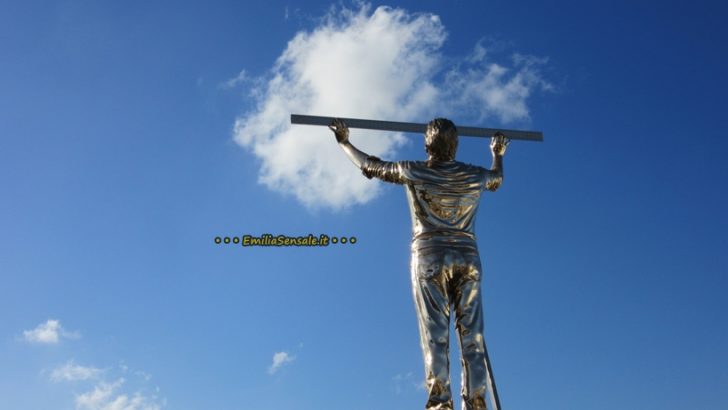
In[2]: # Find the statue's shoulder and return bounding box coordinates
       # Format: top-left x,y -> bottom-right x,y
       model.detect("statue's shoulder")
399,160 -> 426,169
450,160 -> 486,172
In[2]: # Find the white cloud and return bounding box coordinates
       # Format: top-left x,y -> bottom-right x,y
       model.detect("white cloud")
51,361 -> 102,382
31,323 -> 164,410
444,52 -> 552,123
268,351 -> 295,374
392,371 -> 424,394
220,69 -> 248,89
71,377 -> 164,410
49,360 -> 163,409
234,4 -> 550,210
23,319 -> 80,344
75,378 -> 163,410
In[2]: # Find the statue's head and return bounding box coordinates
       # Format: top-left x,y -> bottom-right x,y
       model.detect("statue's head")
425,118 -> 458,161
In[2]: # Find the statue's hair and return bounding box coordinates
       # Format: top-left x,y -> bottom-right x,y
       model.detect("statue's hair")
425,118 -> 458,161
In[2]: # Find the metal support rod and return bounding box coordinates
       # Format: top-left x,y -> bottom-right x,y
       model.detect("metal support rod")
291,114 -> 543,141
483,340 -> 502,410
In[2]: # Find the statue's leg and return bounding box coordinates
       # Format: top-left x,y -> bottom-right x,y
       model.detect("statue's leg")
452,253 -> 489,410
411,250 -> 453,410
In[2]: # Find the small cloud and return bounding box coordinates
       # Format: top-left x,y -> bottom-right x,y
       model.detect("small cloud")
468,40 -> 487,63
268,351 -> 295,374
32,324 -> 164,410
220,69 -> 248,89
22,319 -> 79,344
75,377 -> 164,410
392,372 -> 424,394
76,379 -> 123,409
135,370 -> 152,382
50,361 -> 102,382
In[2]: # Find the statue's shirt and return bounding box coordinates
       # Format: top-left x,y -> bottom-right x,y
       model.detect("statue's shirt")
361,159 -> 500,254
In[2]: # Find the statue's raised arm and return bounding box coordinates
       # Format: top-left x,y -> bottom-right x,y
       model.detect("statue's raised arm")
486,132 -> 510,191
329,118 -> 368,168
330,118 -> 403,183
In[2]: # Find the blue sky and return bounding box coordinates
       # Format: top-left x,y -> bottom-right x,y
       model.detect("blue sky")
2,1 -> 727,409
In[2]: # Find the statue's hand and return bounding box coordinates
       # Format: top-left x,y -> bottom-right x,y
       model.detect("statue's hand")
490,132 -> 510,156
328,118 -> 350,144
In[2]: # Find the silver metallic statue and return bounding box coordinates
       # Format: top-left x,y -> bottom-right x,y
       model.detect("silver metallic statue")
330,118 -> 509,410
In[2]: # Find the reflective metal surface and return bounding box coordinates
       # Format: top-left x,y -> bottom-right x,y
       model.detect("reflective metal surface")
331,119 -> 508,410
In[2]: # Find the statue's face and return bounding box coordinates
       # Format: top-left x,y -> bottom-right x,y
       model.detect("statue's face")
425,119 -> 458,161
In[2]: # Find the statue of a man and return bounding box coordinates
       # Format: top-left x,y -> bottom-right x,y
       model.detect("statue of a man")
329,118 -> 509,410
